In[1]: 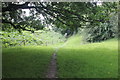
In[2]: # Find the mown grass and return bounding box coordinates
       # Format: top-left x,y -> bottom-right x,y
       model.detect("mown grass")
2,46 -> 53,78
57,35 -> 118,78
2,34 -> 118,78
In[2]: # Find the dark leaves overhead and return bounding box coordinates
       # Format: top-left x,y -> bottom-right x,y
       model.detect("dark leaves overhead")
2,2 -> 118,32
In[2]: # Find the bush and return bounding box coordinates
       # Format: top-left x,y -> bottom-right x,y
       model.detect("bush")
82,13 -> 118,42
1,30 -> 66,48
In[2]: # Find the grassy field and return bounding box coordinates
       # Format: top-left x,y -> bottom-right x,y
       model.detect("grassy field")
2,35 -> 118,78
2,46 -> 53,78
57,35 -> 118,78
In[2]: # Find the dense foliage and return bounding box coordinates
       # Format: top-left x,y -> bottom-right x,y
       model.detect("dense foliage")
1,30 -> 66,48
82,12 -> 118,42
2,2 -> 118,44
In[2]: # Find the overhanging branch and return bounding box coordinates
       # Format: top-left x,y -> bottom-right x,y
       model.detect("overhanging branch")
2,19 -> 32,31
2,2 -> 41,12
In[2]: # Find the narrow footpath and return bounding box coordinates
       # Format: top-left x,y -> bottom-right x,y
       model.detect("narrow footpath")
46,42 -> 67,78
46,53 -> 57,78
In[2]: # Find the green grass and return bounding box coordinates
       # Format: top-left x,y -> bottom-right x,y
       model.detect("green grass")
2,34 -> 118,78
57,35 -> 118,78
2,46 -> 54,78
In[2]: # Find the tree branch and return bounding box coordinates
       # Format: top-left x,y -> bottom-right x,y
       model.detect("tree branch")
2,19 -> 32,31
2,2 -> 41,12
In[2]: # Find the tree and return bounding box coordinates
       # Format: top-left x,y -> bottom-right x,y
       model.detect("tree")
2,2 -> 118,41
2,2 -> 116,30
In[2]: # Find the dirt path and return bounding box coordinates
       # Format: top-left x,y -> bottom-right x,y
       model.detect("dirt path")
46,53 -> 57,78
46,42 -> 67,78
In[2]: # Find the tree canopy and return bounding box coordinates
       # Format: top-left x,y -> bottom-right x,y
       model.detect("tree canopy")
2,2 -> 118,42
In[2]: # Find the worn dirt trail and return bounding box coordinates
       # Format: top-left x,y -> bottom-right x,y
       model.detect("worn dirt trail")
46,42 -> 67,78
46,53 -> 57,78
